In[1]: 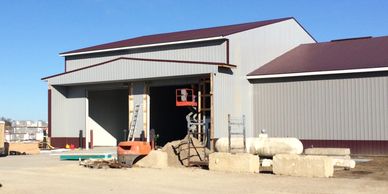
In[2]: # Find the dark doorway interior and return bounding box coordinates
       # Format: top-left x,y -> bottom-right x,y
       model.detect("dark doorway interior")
150,85 -> 191,146
89,89 -> 128,145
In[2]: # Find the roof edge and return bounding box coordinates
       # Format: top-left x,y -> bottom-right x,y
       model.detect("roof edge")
292,18 -> 317,43
247,67 -> 388,79
60,36 -> 226,57
60,17 -> 295,57
42,57 -> 236,80
221,17 -> 293,37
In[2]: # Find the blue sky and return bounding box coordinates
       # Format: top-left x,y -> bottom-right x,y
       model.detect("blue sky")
0,0 -> 387,121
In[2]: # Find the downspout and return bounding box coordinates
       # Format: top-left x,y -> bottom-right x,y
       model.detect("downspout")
226,39 -> 230,64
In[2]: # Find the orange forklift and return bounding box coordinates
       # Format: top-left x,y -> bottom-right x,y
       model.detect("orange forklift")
117,104 -> 152,167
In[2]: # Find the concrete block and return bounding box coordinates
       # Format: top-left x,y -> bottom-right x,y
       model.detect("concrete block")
332,158 -> 356,169
209,152 -> 260,173
135,150 -> 168,169
273,154 -> 334,178
304,148 -> 350,156
9,142 -> 40,155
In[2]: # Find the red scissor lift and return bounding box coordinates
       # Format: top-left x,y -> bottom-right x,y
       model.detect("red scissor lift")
175,88 -> 208,167
175,88 -> 197,107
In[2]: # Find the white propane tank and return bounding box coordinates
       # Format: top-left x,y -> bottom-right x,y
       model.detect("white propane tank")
215,137 -> 303,157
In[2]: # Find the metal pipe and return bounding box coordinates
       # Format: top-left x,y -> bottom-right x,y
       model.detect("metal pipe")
79,130 -> 83,149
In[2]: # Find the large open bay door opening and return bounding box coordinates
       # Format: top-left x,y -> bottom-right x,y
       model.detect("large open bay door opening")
149,75 -> 212,148
150,85 -> 192,146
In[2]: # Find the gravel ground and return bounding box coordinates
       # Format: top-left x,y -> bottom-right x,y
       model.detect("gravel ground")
0,149 -> 388,194
334,156 -> 388,181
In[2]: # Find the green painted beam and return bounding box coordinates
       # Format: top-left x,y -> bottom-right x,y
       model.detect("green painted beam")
60,154 -> 112,161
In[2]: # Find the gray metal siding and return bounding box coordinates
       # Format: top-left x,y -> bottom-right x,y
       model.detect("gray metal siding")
213,72 -> 235,138
252,76 -> 388,140
227,19 -> 316,75
51,86 -> 87,138
65,40 -> 226,71
212,19 -> 315,138
48,59 -> 219,85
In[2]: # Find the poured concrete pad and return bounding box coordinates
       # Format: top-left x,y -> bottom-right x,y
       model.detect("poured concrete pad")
273,154 -> 334,178
135,150 -> 168,169
304,148 -> 350,156
209,152 -> 260,173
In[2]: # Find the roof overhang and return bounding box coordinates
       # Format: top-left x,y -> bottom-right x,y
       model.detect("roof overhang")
247,67 -> 388,79
59,36 -> 226,57
42,57 -> 235,85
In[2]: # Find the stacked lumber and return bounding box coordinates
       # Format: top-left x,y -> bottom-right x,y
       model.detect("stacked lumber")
9,142 -> 40,155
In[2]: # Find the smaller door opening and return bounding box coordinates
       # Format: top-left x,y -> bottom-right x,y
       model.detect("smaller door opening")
150,85 -> 191,146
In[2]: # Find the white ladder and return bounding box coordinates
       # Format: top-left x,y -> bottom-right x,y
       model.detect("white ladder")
128,104 -> 140,141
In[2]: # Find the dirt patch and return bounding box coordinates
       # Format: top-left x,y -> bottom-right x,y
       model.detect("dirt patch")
334,156 -> 388,181
161,135 -> 210,167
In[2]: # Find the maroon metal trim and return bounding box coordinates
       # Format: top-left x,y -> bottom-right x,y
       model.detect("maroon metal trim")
48,89 -> 52,137
226,39 -> 230,64
51,137 -> 86,148
42,57 -> 236,80
301,139 -> 388,155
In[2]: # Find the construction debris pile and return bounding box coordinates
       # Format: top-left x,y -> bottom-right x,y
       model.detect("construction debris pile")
79,158 -> 130,169
77,135 -> 210,170
161,135 -> 210,167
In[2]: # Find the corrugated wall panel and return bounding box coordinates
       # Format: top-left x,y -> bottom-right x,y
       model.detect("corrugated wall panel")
51,86 -> 86,138
212,19 -> 315,138
48,59 -> 219,85
253,76 -> 388,141
65,40 -> 226,71
213,72 -> 235,138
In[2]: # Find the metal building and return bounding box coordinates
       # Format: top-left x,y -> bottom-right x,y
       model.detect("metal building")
248,36 -> 388,155
43,17 -> 314,149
